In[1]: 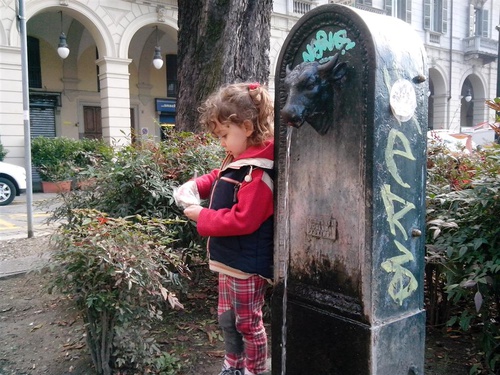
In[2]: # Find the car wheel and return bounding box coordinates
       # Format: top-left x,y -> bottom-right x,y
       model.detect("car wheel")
0,177 -> 16,206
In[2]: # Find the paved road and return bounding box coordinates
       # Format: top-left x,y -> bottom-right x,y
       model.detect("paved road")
0,192 -> 60,240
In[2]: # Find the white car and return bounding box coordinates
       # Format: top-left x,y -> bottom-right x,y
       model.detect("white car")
0,161 -> 27,206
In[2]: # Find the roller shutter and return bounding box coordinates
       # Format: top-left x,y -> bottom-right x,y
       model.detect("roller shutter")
29,95 -> 57,183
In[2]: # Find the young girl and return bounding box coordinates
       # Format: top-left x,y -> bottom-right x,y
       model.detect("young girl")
175,82 -> 274,375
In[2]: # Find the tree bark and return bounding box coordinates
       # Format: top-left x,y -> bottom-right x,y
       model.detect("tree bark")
177,0 -> 272,132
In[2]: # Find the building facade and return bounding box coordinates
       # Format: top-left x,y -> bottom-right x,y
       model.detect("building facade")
0,0 -> 498,168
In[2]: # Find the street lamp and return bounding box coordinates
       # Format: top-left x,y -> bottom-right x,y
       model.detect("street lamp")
57,11 -> 69,59
152,26 -> 163,69
464,89 -> 472,103
496,25 -> 500,98
495,25 -> 500,142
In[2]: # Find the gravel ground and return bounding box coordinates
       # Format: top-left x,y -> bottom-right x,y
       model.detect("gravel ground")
0,234 -> 52,262
0,217 -> 479,374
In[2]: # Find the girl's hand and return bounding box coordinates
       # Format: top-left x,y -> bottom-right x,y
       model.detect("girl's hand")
184,205 -> 203,222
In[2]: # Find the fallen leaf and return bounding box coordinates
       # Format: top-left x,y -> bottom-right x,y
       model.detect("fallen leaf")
62,343 -> 85,350
30,324 -> 43,332
205,350 -> 225,358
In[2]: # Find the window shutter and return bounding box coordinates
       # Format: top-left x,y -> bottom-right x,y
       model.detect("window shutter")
406,0 -> 412,23
481,9 -> 489,37
442,0 -> 448,33
469,5 -> 475,37
385,0 -> 392,16
424,0 -> 431,29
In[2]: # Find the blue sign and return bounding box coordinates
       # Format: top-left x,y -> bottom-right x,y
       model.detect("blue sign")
156,99 -> 176,113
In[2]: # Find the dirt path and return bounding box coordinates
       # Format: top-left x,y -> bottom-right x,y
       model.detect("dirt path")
0,272 -> 90,374
0,235 -> 481,375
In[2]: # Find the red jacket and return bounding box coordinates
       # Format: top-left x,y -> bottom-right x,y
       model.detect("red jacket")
194,139 -> 274,279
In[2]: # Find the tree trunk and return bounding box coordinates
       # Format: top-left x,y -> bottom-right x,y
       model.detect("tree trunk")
177,0 -> 272,132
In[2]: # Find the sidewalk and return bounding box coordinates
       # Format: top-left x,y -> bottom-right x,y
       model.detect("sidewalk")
0,192 -> 60,279
0,191 -> 60,238
0,252 -> 53,279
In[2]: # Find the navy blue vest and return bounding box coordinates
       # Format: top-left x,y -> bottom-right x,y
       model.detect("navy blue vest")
208,165 -> 273,279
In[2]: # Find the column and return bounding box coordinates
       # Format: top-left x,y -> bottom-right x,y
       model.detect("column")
96,57 -> 132,146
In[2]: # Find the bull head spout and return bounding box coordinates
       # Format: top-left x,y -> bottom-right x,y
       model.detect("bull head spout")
281,53 -> 347,135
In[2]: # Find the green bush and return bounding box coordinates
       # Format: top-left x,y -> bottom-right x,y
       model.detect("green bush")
49,131 -> 223,251
48,131 -> 223,373
50,209 -> 187,374
71,137 -> 114,172
31,136 -> 113,181
426,143 -> 500,372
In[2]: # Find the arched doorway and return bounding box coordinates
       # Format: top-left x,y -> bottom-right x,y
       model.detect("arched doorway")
428,67 -> 447,130
460,77 -> 474,129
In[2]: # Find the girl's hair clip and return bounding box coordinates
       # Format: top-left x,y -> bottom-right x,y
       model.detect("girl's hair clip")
248,82 -> 260,90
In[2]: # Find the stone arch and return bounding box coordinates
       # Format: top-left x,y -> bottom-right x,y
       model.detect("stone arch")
461,71 -> 487,102
10,3 -> 114,58
460,72 -> 487,129
0,21 -> 7,46
123,15 -> 178,109
119,14 -> 178,59
428,66 -> 447,129
1,5 -> 16,46
428,65 -> 448,96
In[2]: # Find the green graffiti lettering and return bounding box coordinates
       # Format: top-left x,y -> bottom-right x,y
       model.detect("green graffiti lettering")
311,30 -> 329,60
381,184 -> 415,241
381,240 -> 419,305
302,29 -> 356,62
385,129 -> 416,188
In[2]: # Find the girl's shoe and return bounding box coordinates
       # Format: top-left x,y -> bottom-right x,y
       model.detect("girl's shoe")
245,370 -> 270,375
218,368 -> 244,375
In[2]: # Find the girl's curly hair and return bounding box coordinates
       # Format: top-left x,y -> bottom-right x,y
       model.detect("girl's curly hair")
198,82 -> 274,146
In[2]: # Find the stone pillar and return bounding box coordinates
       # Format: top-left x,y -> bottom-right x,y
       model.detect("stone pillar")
97,57 -> 132,146
272,5 -> 428,374
0,46 -> 25,165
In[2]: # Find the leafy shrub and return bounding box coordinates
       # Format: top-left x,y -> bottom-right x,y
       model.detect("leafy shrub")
72,137 -> 114,173
49,131 -> 223,251
48,131 -> 223,373
31,136 -> 113,181
50,209 -> 187,374
153,353 -> 182,374
426,143 -> 500,372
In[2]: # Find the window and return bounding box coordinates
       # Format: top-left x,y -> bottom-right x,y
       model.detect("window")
96,48 -> 100,92
27,36 -> 42,88
424,0 -> 447,33
385,0 -> 412,23
166,54 -> 177,98
355,0 -> 372,5
469,5 -> 489,37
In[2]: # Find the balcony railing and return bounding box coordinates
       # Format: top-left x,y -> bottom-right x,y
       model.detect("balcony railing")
329,0 -> 355,5
293,1 -> 313,14
463,36 -> 498,64
293,0 -> 385,16
428,32 -> 441,44
353,3 -> 385,14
